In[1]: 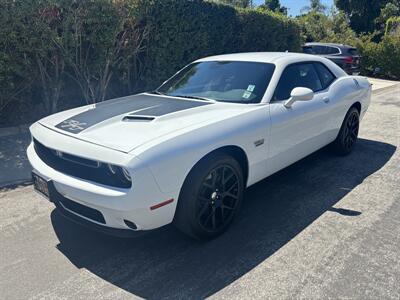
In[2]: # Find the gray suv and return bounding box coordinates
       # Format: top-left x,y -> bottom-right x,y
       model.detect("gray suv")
302,43 -> 361,75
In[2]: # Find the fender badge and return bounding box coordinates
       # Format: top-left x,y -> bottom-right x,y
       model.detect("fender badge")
254,139 -> 265,147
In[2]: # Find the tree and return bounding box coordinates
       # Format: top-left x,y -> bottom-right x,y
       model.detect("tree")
297,11 -> 331,42
297,8 -> 357,45
335,0 -> 390,33
324,10 -> 358,45
376,2 -> 400,32
53,0 -> 149,104
215,0 -> 251,8
301,0 -> 327,14
260,0 -> 288,14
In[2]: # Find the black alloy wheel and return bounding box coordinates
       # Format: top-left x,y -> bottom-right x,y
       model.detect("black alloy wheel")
196,165 -> 240,232
342,110 -> 359,152
174,154 -> 244,239
332,107 -> 360,155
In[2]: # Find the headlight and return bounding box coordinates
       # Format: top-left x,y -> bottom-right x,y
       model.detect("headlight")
107,164 -> 132,183
107,164 -> 117,174
122,167 -> 131,181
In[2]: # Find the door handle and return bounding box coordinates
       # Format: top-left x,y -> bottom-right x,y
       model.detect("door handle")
323,97 -> 330,103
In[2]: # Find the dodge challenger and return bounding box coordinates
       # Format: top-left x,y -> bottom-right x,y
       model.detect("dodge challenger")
27,52 -> 371,239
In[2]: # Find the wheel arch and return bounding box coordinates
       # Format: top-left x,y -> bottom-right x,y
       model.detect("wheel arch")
180,145 -> 249,193
173,144 -> 249,233
350,101 -> 361,114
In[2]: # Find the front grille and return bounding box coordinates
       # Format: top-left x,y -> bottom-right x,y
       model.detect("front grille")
33,139 -> 131,188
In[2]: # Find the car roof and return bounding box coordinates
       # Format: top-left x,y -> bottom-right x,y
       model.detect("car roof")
195,52 -> 319,64
304,42 -> 356,49
194,51 -> 348,79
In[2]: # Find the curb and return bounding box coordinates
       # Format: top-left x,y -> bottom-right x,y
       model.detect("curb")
0,179 -> 32,190
371,83 -> 400,95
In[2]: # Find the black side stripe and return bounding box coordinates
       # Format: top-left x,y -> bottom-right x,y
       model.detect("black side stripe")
55,94 -> 211,134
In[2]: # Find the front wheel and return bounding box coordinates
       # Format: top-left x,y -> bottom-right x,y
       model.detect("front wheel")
174,154 -> 244,239
332,107 -> 360,155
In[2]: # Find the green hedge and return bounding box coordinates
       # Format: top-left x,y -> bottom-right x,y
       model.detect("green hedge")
139,1 -> 301,90
385,16 -> 400,35
357,34 -> 400,79
0,0 -> 301,126
139,0 -> 238,90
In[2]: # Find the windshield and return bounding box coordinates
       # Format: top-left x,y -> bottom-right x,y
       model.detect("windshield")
156,61 -> 276,103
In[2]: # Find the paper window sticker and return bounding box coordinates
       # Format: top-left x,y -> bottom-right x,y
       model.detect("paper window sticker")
247,85 -> 255,92
242,91 -> 252,99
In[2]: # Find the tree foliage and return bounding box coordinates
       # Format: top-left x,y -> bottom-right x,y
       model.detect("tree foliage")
214,0 -> 251,8
386,16 -> 400,35
301,0 -> 327,14
0,0 -> 301,124
297,11 -> 331,42
259,0 -> 287,14
298,0 -> 400,79
357,32 -> 400,78
335,0 -> 392,33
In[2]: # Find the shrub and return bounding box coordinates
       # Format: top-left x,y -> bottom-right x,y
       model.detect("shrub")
0,1 -> 37,119
58,0 -> 149,104
297,11 -> 331,43
385,16 -> 400,35
357,33 -> 400,79
139,1 -> 302,90
139,0 -> 238,90
0,0 -> 302,125
236,8 -> 301,52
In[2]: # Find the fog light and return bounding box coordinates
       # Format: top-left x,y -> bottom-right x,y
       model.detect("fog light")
124,219 -> 137,230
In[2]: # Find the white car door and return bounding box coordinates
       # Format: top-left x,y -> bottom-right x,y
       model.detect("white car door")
267,62 -> 335,175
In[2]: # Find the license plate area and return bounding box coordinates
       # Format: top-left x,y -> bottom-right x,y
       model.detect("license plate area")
32,172 -> 50,199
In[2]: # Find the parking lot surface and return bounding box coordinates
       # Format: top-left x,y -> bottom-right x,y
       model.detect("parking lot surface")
0,84 -> 399,299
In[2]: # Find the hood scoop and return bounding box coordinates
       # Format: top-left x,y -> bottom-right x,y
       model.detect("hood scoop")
122,115 -> 155,122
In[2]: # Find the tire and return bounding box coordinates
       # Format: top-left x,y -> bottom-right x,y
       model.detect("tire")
332,107 -> 360,155
173,153 -> 244,240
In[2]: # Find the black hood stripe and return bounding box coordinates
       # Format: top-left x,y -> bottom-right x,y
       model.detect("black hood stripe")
55,94 -> 211,134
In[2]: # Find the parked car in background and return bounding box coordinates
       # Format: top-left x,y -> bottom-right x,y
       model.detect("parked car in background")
302,42 -> 361,75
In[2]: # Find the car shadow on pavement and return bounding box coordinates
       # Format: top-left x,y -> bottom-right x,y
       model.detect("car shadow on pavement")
51,138 -> 396,299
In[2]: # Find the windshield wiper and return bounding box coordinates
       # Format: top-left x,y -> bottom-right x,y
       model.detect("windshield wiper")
150,90 -> 165,95
150,91 -> 215,102
172,95 -> 216,102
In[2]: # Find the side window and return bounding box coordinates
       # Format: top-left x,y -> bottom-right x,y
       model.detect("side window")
348,48 -> 359,56
313,46 -> 326,54
326,47 -> 340,55
303,46 -> 314,54
314,62 -> 336,89
274,63 -> 323,101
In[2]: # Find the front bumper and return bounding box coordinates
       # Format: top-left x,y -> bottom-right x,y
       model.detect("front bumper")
27,137 -> 179,233
46,179 -> 144,237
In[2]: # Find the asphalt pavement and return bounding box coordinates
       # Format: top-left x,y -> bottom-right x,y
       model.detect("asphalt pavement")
0,84 -> 399,299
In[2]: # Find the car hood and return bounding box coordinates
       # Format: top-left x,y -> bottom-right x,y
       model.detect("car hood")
38,93 -> 251,153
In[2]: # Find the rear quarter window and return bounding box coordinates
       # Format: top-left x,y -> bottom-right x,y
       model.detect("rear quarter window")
348,48 -> 359,56
326,47 -> 340,55
314,62 -> 336,89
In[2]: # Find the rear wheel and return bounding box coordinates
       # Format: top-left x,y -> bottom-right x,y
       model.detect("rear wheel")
332,107 -> 360,155
174,154 -> 244,239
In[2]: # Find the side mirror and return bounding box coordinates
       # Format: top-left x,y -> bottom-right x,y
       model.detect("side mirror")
284,87 -> 314,108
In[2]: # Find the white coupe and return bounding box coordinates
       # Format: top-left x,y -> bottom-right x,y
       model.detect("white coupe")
28,52 -> 371,239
